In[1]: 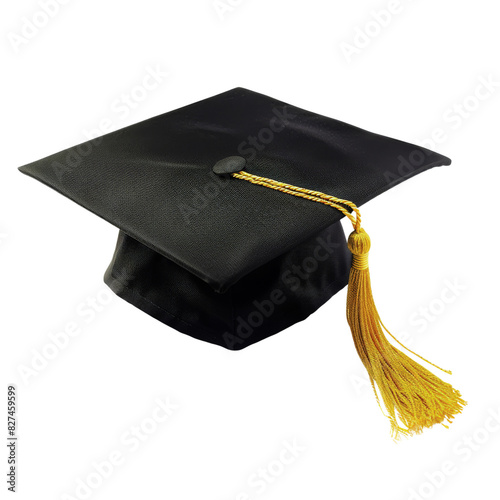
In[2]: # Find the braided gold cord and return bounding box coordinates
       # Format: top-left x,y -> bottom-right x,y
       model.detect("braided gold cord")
232,171 -> 362,232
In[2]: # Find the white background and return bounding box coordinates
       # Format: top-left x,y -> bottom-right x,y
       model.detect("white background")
1,1 -> 499,499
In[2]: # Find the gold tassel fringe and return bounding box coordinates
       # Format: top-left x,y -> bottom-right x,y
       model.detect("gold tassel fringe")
347,229 -> 466,439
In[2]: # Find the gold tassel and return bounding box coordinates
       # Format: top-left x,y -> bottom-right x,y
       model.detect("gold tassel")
347,229 -> 466,439
231,170 -> 466,438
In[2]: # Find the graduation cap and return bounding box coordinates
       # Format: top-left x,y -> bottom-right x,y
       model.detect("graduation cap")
19,87 -> 465,437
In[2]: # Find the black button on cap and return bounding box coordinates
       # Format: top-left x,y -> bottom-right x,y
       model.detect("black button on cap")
212,156 -> 246,175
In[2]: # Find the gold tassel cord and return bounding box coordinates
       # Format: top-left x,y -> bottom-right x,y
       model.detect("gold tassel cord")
232,170 -> 466,439
232,170 -> 362,232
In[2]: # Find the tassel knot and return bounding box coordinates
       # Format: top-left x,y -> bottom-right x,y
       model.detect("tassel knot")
347,228 -> 371,255
348,230 -> 370,270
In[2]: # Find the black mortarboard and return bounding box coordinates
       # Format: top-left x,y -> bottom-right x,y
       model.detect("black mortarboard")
19,87 -> 465,437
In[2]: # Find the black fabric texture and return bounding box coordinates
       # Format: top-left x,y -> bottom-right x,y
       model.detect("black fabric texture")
104,222 -> 351,349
